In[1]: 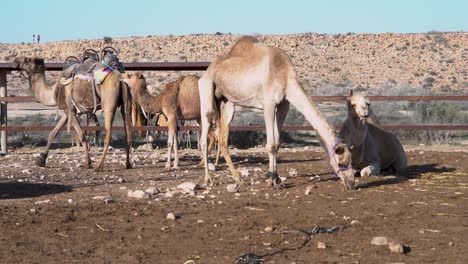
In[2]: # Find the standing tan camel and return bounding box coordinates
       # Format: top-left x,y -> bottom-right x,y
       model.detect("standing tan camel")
198,36 -> 355,189
14,57 -> 132,171
122,72 -> 235,179
339,93 -> 407,176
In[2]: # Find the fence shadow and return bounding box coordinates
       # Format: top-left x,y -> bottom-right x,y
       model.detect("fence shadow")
0,182 -> 72,200
356,163 -> 456,189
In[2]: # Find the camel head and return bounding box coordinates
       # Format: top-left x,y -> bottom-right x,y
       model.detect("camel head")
14,57 -> 45,74
121,72 -> 148,135
333,142 -> 355,190
348,94 -> 370,120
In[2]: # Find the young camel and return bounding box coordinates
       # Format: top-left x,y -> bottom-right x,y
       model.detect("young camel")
122,72 -> 234,178
14,57 -> 132,172
198,36 -> 355,189
339,93 -> 407,176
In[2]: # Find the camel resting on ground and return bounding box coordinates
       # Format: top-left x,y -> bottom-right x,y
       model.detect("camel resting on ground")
122,72 -> 235,179
198,36 -> 355,189
14,57 -> 132,172
339,93 -> 407,176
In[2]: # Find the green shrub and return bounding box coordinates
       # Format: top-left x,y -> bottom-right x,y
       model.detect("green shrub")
103,36 -> 113,44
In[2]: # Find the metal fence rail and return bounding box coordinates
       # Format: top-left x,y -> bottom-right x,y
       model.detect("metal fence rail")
1,62 -> 467,154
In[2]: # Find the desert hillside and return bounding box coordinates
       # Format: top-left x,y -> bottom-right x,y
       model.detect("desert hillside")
1,32 -> 467,96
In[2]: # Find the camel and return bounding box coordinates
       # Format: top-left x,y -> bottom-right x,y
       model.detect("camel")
122,72 -> 233,178
198,36 -> 355,189
339,93 -> 407,176
14,57 -> 132,172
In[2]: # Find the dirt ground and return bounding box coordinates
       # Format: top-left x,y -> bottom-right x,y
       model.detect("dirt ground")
0,145 -> 467,264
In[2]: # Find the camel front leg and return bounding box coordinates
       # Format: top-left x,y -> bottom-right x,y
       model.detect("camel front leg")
360,162 -> 381,177
218,100 -> 241,184
198,76 -> 215,186
70,114 -> 92,168
35,114 -> 68,167
264,100 -> 283,189
172,127 -> 179,170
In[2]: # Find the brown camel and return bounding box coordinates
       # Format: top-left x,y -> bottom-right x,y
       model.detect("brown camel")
339,93 -> 407,176
198,36 -> 355,189
122,72 -> 235,179
14,57 -> 132,172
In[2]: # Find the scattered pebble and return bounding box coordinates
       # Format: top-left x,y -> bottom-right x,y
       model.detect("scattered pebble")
351,220 -> 360,225
21,169 -> 32,175
177,182 -> 197,194
128,190 -> 150,199
67,199 -> 74,204
288,169 -> 297,177
371,236 -> 389,246
145,187 -> 160,196
208,163 -> 216,171
167,212 -> 176,220
317,241 -> 327,249
239,168 -> 250,177
34,199 -> 50,204
304,185 -> 313,195
227,184 -> 239,193
388,241 -> 405,254
264,226 -> 274,233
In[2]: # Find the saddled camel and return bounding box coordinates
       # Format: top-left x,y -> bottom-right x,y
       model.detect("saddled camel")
122,72 -> 233,178
339,93 -> 407,176
198,36 -> 355,189
14,57 -> 132,172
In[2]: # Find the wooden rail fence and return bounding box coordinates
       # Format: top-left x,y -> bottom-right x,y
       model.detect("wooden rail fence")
1,62 -> 467,154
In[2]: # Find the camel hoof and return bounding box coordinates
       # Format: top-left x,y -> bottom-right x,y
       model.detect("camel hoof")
204,179 -> 214,187
360,167 -> 372,177
126,163 -> 133,170
94,165 -> 103,172
234,177 -> 244,185
35,153 -> 47,167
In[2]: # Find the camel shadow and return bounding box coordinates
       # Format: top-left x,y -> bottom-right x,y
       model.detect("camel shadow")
356,163 -> 456,189
0,182 -> 72,200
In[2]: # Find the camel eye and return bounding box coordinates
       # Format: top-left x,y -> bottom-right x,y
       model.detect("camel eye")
352,104 -> 356,108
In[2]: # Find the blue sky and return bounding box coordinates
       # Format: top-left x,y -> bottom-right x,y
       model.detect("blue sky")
1,0 -> 466,43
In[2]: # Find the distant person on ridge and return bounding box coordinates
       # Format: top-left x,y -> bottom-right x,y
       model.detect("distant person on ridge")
33,34 -> 36,43
37,34 -> 41,43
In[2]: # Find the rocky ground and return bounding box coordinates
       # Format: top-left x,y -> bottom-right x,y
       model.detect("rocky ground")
0,146 -> 467,263
1,32 -> 467,97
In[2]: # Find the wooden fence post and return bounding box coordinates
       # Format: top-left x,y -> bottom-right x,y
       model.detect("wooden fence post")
0,70 -> 7,155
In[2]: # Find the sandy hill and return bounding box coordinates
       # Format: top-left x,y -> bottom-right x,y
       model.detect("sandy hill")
1,32 -> 467,96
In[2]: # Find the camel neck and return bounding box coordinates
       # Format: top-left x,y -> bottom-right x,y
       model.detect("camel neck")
29,72 -> 58,107
134,86 -> 163,114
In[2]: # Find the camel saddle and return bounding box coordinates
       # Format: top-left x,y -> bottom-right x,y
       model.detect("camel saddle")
60,48 -> 124,86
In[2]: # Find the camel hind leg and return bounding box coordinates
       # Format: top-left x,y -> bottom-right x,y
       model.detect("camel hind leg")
218,100 -> 241,184
198,76 -> 216,186
69,114 -> 92,168
165,113 -> 178,170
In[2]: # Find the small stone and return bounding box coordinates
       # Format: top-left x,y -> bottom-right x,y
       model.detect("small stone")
39,175 -> 46,180
263,242 -> 272,246
128,190 -> 150,199
21,169 -> 32,175
67,199 -> 74,203
371,236 -> 389,246
166,212 -> 176,220
227,184 -> 239,193
448,241 -> 453,246
145,187 -> 160,196
208,163 -> 216,171
239,168 -> 250,177
264,226 -> 274,233
34,199 -> 50,204
197,220 -> 204,224
317,242 -> 327,249
304,185 -> 313,195
388,241 -> 405,254
177,182 -> 197,194
351,220 -> 360,225
118,177 -> 125,183
165,192 -> 174,198
288,169 -> 297,177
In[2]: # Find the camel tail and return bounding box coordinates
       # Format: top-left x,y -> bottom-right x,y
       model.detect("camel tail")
285,79 -> 337,147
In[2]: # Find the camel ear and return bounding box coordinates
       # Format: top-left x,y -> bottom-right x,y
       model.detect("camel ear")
134,71 -> 142,78
121,72 -> 131,79
33,58 -> 44,65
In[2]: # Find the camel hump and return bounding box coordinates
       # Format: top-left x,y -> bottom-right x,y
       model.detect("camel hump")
229,36 -> 260,56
